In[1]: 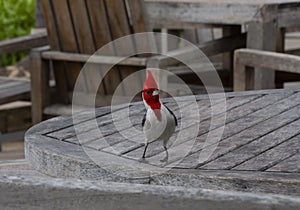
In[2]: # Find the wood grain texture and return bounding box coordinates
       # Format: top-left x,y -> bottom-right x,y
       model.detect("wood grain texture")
234,48 -> 300,91
25,89 -> 300,196
0,77 -> 30,105
40,0 -> 69,104
0,31 -> 48,54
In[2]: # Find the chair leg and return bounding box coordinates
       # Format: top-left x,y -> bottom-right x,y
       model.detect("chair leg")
30,48 -> 50,124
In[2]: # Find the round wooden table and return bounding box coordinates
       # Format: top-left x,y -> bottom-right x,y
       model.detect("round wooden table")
25,89 -> 300,196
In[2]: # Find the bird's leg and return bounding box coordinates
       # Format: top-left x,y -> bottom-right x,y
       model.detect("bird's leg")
160,145 -> 169,162
142,142 -> 149,159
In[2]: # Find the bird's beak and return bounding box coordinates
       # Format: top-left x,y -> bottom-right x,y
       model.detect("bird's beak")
152,90 -> 159,96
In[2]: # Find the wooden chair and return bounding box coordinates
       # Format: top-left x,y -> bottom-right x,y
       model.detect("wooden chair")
31,0 -> 247,124
234,49 -> 300,91
0,31 -> 48,147
0,31 -> 48,105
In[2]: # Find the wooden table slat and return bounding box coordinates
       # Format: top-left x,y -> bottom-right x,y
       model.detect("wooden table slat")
267,152 -> 300,173
201,119 -> 300,170
174,101 -> 300,168
233,134 -> 300,171
166,92 -> 300,167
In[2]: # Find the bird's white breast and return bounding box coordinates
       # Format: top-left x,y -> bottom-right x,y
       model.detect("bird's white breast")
143,105 -> 176,142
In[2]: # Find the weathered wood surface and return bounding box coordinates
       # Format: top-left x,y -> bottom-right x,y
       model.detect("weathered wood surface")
0,77 -> 30,105
0,159 -> 45,176
0,30 -> 48,54
146,0 -> 300,27
1,175 -> 300,210
34,0 -> 152,124
25,89 -> 300,196
146,0 -> 300,90
234,48 -> 300,91
0,101 -> 31,133
41,51 -> 148,66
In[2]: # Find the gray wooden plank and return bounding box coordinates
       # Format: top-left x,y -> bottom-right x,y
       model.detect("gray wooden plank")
27,106 -> 115,136
166,93 -> 300,166
233,134 -> 300,171
0,85 -> 30,97
46,105 -> 136,140
66,110 -> 144,146
178,103 -> 300,168
83,126 -> 144,151
216,91 -> 300,137
79,124 -> 145,154
224,91 -> 294,123
267,153 -> 300,173
0,83 -> 30,94
201,119 -> 300,170
0,30 -> 48,54
146,1 -> 261,26
102,137 -> 144,156
199,94 -> 261,122
0,79 -> 11,85
82,133 -> 129,151
166,89 -> 296,103
0,80 -> 28,90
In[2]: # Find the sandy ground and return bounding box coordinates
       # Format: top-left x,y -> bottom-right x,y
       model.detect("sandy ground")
0,56 -> 31,79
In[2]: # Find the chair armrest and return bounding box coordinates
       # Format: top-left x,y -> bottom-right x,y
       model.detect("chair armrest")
0,30 -> 48,55
234,48 -> 300,91
41,51 -> 147,66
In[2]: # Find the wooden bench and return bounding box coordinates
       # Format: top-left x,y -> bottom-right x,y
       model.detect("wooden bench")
0,30 -> 48,148
234,49 -> 300,91
0,77 -> 31,148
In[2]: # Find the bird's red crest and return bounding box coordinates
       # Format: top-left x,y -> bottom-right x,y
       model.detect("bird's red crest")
143,70 -> 161,121
144,70 -> 158,90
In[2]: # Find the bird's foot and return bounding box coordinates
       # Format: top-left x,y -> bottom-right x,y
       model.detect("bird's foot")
139,156 -> 149,163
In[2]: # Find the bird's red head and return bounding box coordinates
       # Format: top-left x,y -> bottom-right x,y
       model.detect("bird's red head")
143,70 -> 161,120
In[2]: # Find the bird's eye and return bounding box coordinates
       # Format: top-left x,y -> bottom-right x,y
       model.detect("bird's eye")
146,90 -> 151,95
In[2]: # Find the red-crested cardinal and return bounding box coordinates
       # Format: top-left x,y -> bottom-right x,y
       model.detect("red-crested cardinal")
142,70 -> 177,162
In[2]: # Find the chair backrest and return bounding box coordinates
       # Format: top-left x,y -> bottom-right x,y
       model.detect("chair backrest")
41,0 -> 150,105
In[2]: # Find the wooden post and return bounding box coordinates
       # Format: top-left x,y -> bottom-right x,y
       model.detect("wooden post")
30,47 -> 50,124
222,25 -> 241,87
246,6 -> 278,90
234,50 -> 255,91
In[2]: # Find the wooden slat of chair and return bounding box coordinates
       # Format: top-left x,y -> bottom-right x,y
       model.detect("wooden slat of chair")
86,0 -> 117,95
69,0 -> 106,97
85,0 -> 112,96
127,0 -> 153,91
40,0 -> 69,104
0,77 -> 30,105
51,0 -> 87,94
85,0 -> 120,95
104,0 -> 136,95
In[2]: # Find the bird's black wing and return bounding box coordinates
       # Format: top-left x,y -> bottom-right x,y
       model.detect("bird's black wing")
142,112 -> 147,127
164,105 -> 178,126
